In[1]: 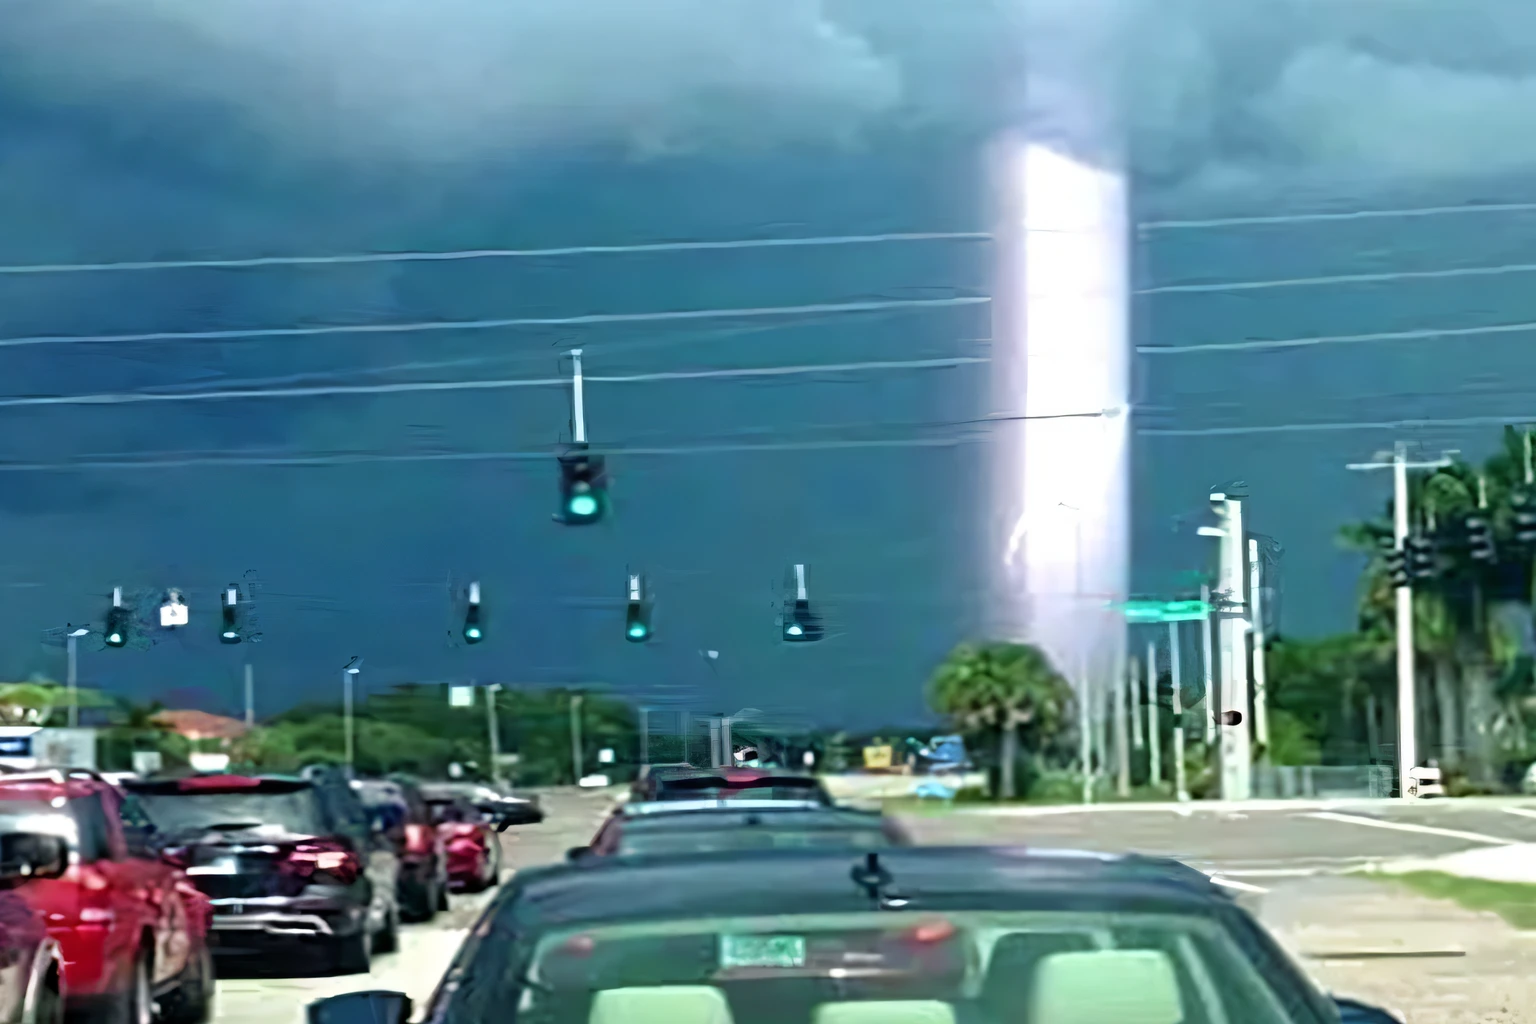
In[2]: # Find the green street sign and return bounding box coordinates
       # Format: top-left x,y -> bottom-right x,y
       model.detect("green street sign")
1112,599 -> 1212,623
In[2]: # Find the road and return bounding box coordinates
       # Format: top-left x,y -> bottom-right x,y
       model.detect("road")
215,791 -> 1536,1024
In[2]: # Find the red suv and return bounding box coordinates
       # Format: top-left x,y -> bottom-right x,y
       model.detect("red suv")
0,769 -> 215,1024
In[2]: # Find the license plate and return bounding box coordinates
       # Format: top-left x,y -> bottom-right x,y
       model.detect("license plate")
719,934 -> 806,969
188,857 -> 238,876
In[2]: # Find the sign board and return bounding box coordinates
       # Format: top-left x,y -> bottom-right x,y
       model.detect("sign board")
449,686 -> 475,708
597,748 -> 615,765
132,750 -> 164,776
494,753 -> 521,767
1114,599 -> 1212,623
863,745 -> 894,770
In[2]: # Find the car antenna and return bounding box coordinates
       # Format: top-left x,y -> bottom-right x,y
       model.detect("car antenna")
850,851 -> 894,903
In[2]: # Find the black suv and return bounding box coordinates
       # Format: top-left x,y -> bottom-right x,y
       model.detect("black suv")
124,770 -> 400,975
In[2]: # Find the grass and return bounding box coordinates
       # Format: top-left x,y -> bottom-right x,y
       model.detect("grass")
1390,871 -> 1536,930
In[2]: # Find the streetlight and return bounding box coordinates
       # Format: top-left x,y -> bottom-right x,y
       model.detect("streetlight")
1058,503 -> 1093,805
342,657 -> 363,773
65,627 -> 89,729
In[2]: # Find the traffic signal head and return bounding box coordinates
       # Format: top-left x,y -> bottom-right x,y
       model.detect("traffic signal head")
1405,534 -> 1439,581
1514,493 -> 1536,545
104,607 -> 129,648
625,575 -> 651,643
1464,514 -> 1495,562
557,448 -> 607,525
220,586 -> 243,644
782,598 -> 823,643
1381,541 -> 1409,588
464,581 -> 484,644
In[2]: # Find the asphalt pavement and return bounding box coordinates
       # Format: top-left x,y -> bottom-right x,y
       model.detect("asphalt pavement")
212,790 -> 1536,1024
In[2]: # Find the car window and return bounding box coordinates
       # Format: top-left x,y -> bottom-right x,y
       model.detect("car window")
135,787 -> 329,837
72,794 -> 115,863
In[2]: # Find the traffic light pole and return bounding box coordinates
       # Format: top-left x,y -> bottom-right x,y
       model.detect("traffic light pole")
1348,445 -> 1453,797
570,349 -> 587,444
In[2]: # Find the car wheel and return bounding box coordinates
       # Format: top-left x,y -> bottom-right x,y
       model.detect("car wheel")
400,880 -> 433,924
331,928 -> 372,976
26,965 -> 62,1024
102,948 -> 152,1024
436,878 -> 450,912
158,945 -> 214,1024
373,905 -> 400,955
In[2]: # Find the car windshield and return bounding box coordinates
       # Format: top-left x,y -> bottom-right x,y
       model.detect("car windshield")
616,828 -> 892,857
135,789 -> 328,837
466,910 -> 1301,1024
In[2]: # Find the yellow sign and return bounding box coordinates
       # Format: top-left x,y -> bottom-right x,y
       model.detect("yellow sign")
862,745 -> 893,770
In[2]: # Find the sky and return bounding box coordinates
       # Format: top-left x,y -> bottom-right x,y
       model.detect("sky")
1,0 -> 1535,725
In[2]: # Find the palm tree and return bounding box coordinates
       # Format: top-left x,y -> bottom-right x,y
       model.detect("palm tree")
928,641 -> 1073,800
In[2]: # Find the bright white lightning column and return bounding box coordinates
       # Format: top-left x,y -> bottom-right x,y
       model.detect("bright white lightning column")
986,137 -> 1131,788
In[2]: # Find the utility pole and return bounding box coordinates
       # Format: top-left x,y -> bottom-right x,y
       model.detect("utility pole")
639,706 -> 650,767
680,710 -> 690,764
485,684 -> 504,786
65,627 -> 89,729
569,693 -> 585,783
1114,656 -> 1131,797
342,657 -> 363,774
1248,539 -> 1270,751
1130,649 -> 1144,750
1348,445 -> 1454,797
1169,619 -> 1189,801
243,663 -> 255,728
1064,506 -> 1092,804
1201,491 -> 1251,801
1200,583 -> 1216,744
1146,639 -> 1161,786
708,717 -> 723,768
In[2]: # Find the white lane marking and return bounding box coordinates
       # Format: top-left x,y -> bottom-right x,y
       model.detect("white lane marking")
1306,811 -> 1519,846
1207,876 -> 1269,893
1500,807 -> 1536,821
1214,868 -> 1334,878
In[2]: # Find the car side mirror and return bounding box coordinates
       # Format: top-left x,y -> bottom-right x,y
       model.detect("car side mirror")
565,846 -> 592,863
0,832 -> 68,885
1333,996 -> 1405,1023
307,991 -> 412,1024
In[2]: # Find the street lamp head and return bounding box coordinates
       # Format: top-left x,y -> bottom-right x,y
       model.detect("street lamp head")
67,627 -> 89,638
344,656 -> 363,674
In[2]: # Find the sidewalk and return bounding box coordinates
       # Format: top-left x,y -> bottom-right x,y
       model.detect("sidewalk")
1263,874 -> 1534,1024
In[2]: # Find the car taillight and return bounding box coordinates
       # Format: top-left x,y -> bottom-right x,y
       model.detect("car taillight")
286,843 -> 362,885
404,823 -> 434,854
901,919 -> 957,945
448,823 -> 483,841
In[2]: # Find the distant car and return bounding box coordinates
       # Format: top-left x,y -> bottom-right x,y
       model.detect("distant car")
0,769 -> 215,1023
572,802 -> 910,861
0,831 -> 68,1024
352,779 -> 449,922
124,770 -> 400,975
417,786 -> 501,893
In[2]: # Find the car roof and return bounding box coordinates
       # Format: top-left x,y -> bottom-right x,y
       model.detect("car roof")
617,806 -> 888,833
497,846 -> 1236,930
620,798 -> 830,817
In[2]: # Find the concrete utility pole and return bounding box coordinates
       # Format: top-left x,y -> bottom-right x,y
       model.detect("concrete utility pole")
569,694 -> 585,783
1114,657 -> 1132,797
1146,639 -> 1161,786
1348,445 -> 1454,797
244,663 -> 255,728
1169,619 -> 1189,801
1200,583 -> 1216,744
485,684 -> 504,786
1202,492 -> 1251,801
1248,539 -> 1270,750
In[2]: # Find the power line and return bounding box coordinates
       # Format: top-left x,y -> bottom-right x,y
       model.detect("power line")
1136,319 -> 1536,356
0,355 -> 988,411
0,411 -> 1110,474
1136,260 -> 1536,296
0,295 -> 989,351
1139,201 -> 1536,232
1138,411 -> 1536,438
0,231 -> 992,276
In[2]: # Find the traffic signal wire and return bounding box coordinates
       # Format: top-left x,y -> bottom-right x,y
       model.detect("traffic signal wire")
0,231 -> 991,276
1136,258 -> 1536,296
0,295 -> 988,352
1136,319 -> 1536,356
0,409 -> 1107,474
0,354 -> 986,411
1138,201 -> 1536,233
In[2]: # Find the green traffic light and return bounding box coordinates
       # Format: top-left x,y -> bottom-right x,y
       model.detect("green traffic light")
627,623 -> 648,639
568,493 -> 598,517
107,632 -> 123,646
465,626 -> 482,640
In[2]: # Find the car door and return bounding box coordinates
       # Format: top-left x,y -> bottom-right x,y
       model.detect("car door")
322,779 -> 397,928
102,788 -> 192,988
71,792 -> 149,991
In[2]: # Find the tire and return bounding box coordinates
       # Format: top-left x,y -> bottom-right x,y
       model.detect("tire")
97,948 -> 152,1024
26,966 -> 62,1024
436,879 -> 450,912
373,905 -> 400,956
330,928 -> 372,976
158,945 -> 214,1024
400,880 -> 434,924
